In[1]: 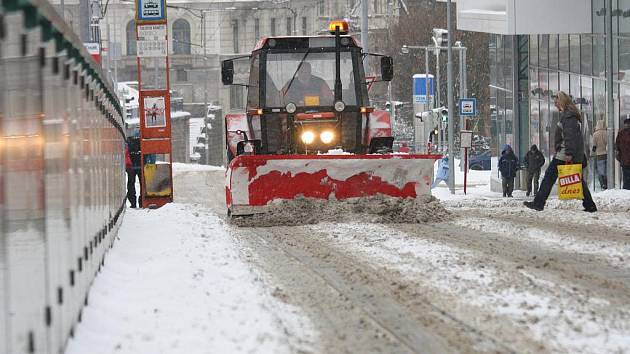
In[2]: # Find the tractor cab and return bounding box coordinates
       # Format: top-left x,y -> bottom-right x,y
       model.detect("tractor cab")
222,21 -> 394,159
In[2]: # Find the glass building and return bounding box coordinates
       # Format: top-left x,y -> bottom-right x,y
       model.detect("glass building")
466,0 -> 627,190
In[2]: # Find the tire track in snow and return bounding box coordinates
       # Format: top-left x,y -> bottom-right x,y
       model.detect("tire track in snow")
453,216 -> 629,270
236,226 -> 452,354
311,222 -> 630,354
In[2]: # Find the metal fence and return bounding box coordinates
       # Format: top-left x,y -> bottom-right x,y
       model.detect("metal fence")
1,0 -> 127,353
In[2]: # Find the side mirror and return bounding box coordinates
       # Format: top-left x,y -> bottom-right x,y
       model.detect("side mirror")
221,60 -> 234,85
381,56 -> 394,82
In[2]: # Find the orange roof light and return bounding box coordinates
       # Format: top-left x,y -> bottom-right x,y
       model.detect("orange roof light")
328,20 -> 349,35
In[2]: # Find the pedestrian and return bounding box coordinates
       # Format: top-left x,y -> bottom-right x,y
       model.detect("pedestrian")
524,91 -> 597,212
126,134 -> 142,208
432,155 -> 449,188
615,117 -> 630,189
524,144 -> 545,197
498,144 -> 519,197
592,119 -> 608,189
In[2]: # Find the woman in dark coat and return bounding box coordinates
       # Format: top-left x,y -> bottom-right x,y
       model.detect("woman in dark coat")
524,91 -> 597,212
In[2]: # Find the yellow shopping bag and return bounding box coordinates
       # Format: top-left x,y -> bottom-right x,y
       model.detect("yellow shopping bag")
557,163 -> 584,200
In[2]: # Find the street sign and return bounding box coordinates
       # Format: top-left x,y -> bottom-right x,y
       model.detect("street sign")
459,98 -> 477,116
460,130 -> 473,148
84,42 -> 101,64
136,0 -> 166,22
137,24 -> 167,57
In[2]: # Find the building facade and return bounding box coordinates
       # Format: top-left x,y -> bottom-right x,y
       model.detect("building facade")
459,0 -> 627,190
51,0 -> 398,116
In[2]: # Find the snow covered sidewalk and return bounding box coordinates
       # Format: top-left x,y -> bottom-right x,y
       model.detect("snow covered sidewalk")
65,204 -> 310,354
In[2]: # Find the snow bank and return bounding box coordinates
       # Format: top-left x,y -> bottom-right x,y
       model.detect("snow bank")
232,195 -> 451,227
435,184 -> 630,213
65,204 -> 312,354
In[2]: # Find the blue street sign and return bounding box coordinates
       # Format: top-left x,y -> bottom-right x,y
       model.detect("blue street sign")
413,74 -> 434,104
136,0 -> 166,22
459,98 -> 477,116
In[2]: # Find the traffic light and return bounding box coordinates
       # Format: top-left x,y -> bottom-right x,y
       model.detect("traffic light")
432,107 -> 448,122
432,28 -> 448,47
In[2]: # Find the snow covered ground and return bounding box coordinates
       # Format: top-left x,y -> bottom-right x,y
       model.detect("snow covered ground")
68,164 -> 630,354
65,204 -> 315,354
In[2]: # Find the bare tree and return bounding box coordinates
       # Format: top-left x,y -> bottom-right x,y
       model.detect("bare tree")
374,0 -> 491,137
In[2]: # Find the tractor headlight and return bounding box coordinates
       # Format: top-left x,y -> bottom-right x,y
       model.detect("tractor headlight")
320,131 -> 334,144
301,131 -> 315,144
334,100 -> 346,112
286,102 -> 297,114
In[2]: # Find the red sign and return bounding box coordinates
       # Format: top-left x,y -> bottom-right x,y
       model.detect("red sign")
84,42 -> 101,64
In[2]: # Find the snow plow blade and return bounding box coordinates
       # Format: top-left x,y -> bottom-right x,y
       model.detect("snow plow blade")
226,154 -> 441,216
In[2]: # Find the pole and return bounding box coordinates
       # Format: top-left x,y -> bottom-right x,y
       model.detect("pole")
447,0 -> 455,194
425,49 -> 430,154
606,0 -> 616,188
202,12 -> 210,165
464,147 -> 468,194
361,0 -> 368,54
459,46 -> 465,171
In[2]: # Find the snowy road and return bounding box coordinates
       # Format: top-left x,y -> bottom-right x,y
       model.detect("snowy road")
67,166 -> 630,354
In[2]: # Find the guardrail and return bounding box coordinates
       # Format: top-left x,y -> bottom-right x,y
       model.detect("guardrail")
1,0 -> 127,353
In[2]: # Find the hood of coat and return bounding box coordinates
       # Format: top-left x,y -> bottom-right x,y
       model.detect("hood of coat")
501,144 -> 513,155
530,144 -> 538,152
595,120 -> 606,131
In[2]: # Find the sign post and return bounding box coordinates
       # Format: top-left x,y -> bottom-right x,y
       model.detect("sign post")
460,129 -> 473,195
135,0 -> 173,208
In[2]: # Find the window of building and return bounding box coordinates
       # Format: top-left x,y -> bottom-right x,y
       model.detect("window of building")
593,0 -> 606,34
539,35 -> 549,68
374,0 -> 381,14
593,35 -> 606,77
126,20 -> 136,56
301,17 -> 307,35
172,19 -> 191,55
619,38 -> 630,80
569,35 -> 581,74
548,35 -> 558,70
286,17 -> 292,35
255,18 -> 260,41
581,35 -> 593,76
529,35 -> 538,67
559,35 -> 570,71
318,0 -> 325,16
271,18 -> 276,36
230,85 -> 244,109
232,20 -> 239,53
176,68 -> 188,82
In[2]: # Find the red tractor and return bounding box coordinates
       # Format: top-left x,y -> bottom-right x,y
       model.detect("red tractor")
221,21 -> 439,216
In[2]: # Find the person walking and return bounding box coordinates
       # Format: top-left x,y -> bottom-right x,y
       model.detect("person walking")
524,91 -> 597,212
432,155 -> 450,188
615,117 -> 630,189
592,119 -> 608,189
524,144 -> 545,197
126,135 -> 142,208
498,144 -> 519,197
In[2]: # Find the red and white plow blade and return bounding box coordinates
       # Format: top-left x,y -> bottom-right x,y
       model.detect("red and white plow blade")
226,154 -> 440,215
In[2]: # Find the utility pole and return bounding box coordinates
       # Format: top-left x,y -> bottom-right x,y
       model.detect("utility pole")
447,0 -> 455,194
361,0 -> 368,54
202,12 -> 210,165
459,43 -> 468,171
606,0 -> 616,188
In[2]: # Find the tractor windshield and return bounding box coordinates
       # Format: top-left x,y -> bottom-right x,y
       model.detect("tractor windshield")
264,51 -> 358,108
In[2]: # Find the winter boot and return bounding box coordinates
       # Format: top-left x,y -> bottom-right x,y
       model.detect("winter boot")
523,201 -> 543,211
